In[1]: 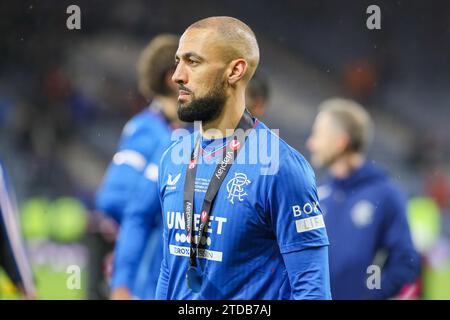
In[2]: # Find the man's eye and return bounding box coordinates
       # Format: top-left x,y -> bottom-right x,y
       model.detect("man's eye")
188,60 -> 199,66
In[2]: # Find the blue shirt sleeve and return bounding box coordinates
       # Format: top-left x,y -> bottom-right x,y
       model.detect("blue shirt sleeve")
267,149 -> 330,253
111,166 -> 160,290
155,231 -> 170,300
282,246 -> 332,300
370,186 -> 420,299
155,152 -> 171,300
96,120 -> 157,222
267,148 -> 331,299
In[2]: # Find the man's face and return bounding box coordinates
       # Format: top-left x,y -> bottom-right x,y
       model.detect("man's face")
172,28 -> 229,123
307,112 -> 346,168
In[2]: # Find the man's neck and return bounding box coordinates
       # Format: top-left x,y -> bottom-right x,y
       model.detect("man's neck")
329,153 -> 365,179
201,94 -> 246,140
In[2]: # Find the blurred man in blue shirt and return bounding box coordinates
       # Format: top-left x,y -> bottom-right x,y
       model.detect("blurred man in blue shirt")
307,98 -> 420,299
95,34 -> 182,299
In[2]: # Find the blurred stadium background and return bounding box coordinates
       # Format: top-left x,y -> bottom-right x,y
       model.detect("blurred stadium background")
0,0 -> 449,299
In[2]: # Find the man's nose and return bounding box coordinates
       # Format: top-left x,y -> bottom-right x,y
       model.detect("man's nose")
172,63 -> 187,84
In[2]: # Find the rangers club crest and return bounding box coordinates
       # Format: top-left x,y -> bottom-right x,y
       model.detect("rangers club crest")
226,172 -> 251,204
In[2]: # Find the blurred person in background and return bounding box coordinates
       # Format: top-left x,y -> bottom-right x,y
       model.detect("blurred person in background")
307,98 -> 420,299
94,34 -> 183,300
0,161 -> 35,299
245,70 -> 270,120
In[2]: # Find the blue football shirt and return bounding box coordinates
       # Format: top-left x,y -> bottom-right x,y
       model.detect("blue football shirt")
96,102 -> 175,299
96,103 -> 172,223
156,119 -> 330,300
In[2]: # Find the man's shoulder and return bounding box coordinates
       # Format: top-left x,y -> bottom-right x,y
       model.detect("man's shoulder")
255,121 -> 307,160
254,121 -> 314,179
378,178 -> 406,205
159,131 -> 195,168
123,109 -> 170,138
365,162 -> 405,198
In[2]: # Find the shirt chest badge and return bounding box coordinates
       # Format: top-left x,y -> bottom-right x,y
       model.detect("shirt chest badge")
226,172 -> 251,204
351,200 -> 375,227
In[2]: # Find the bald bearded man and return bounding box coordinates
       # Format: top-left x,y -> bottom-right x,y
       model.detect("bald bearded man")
156,17 -> 331,300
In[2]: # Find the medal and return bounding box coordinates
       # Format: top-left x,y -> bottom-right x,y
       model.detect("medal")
186,266 -> 203,293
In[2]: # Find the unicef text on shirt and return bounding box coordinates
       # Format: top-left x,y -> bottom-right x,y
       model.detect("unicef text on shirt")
170,123 -> 280,175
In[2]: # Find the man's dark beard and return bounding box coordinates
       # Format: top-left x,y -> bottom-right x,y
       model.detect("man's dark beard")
177,80 -> 227,123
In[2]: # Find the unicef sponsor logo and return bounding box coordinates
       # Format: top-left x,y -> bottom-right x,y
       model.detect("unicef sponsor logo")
174,232 -> 212,246
166,211 -> 227,235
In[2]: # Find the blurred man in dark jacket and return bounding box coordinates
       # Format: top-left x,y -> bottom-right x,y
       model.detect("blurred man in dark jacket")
307,98 -> 420,299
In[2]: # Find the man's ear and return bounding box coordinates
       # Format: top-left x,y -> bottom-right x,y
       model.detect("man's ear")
227,59 -> 248,85
338,133 -> 352,154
